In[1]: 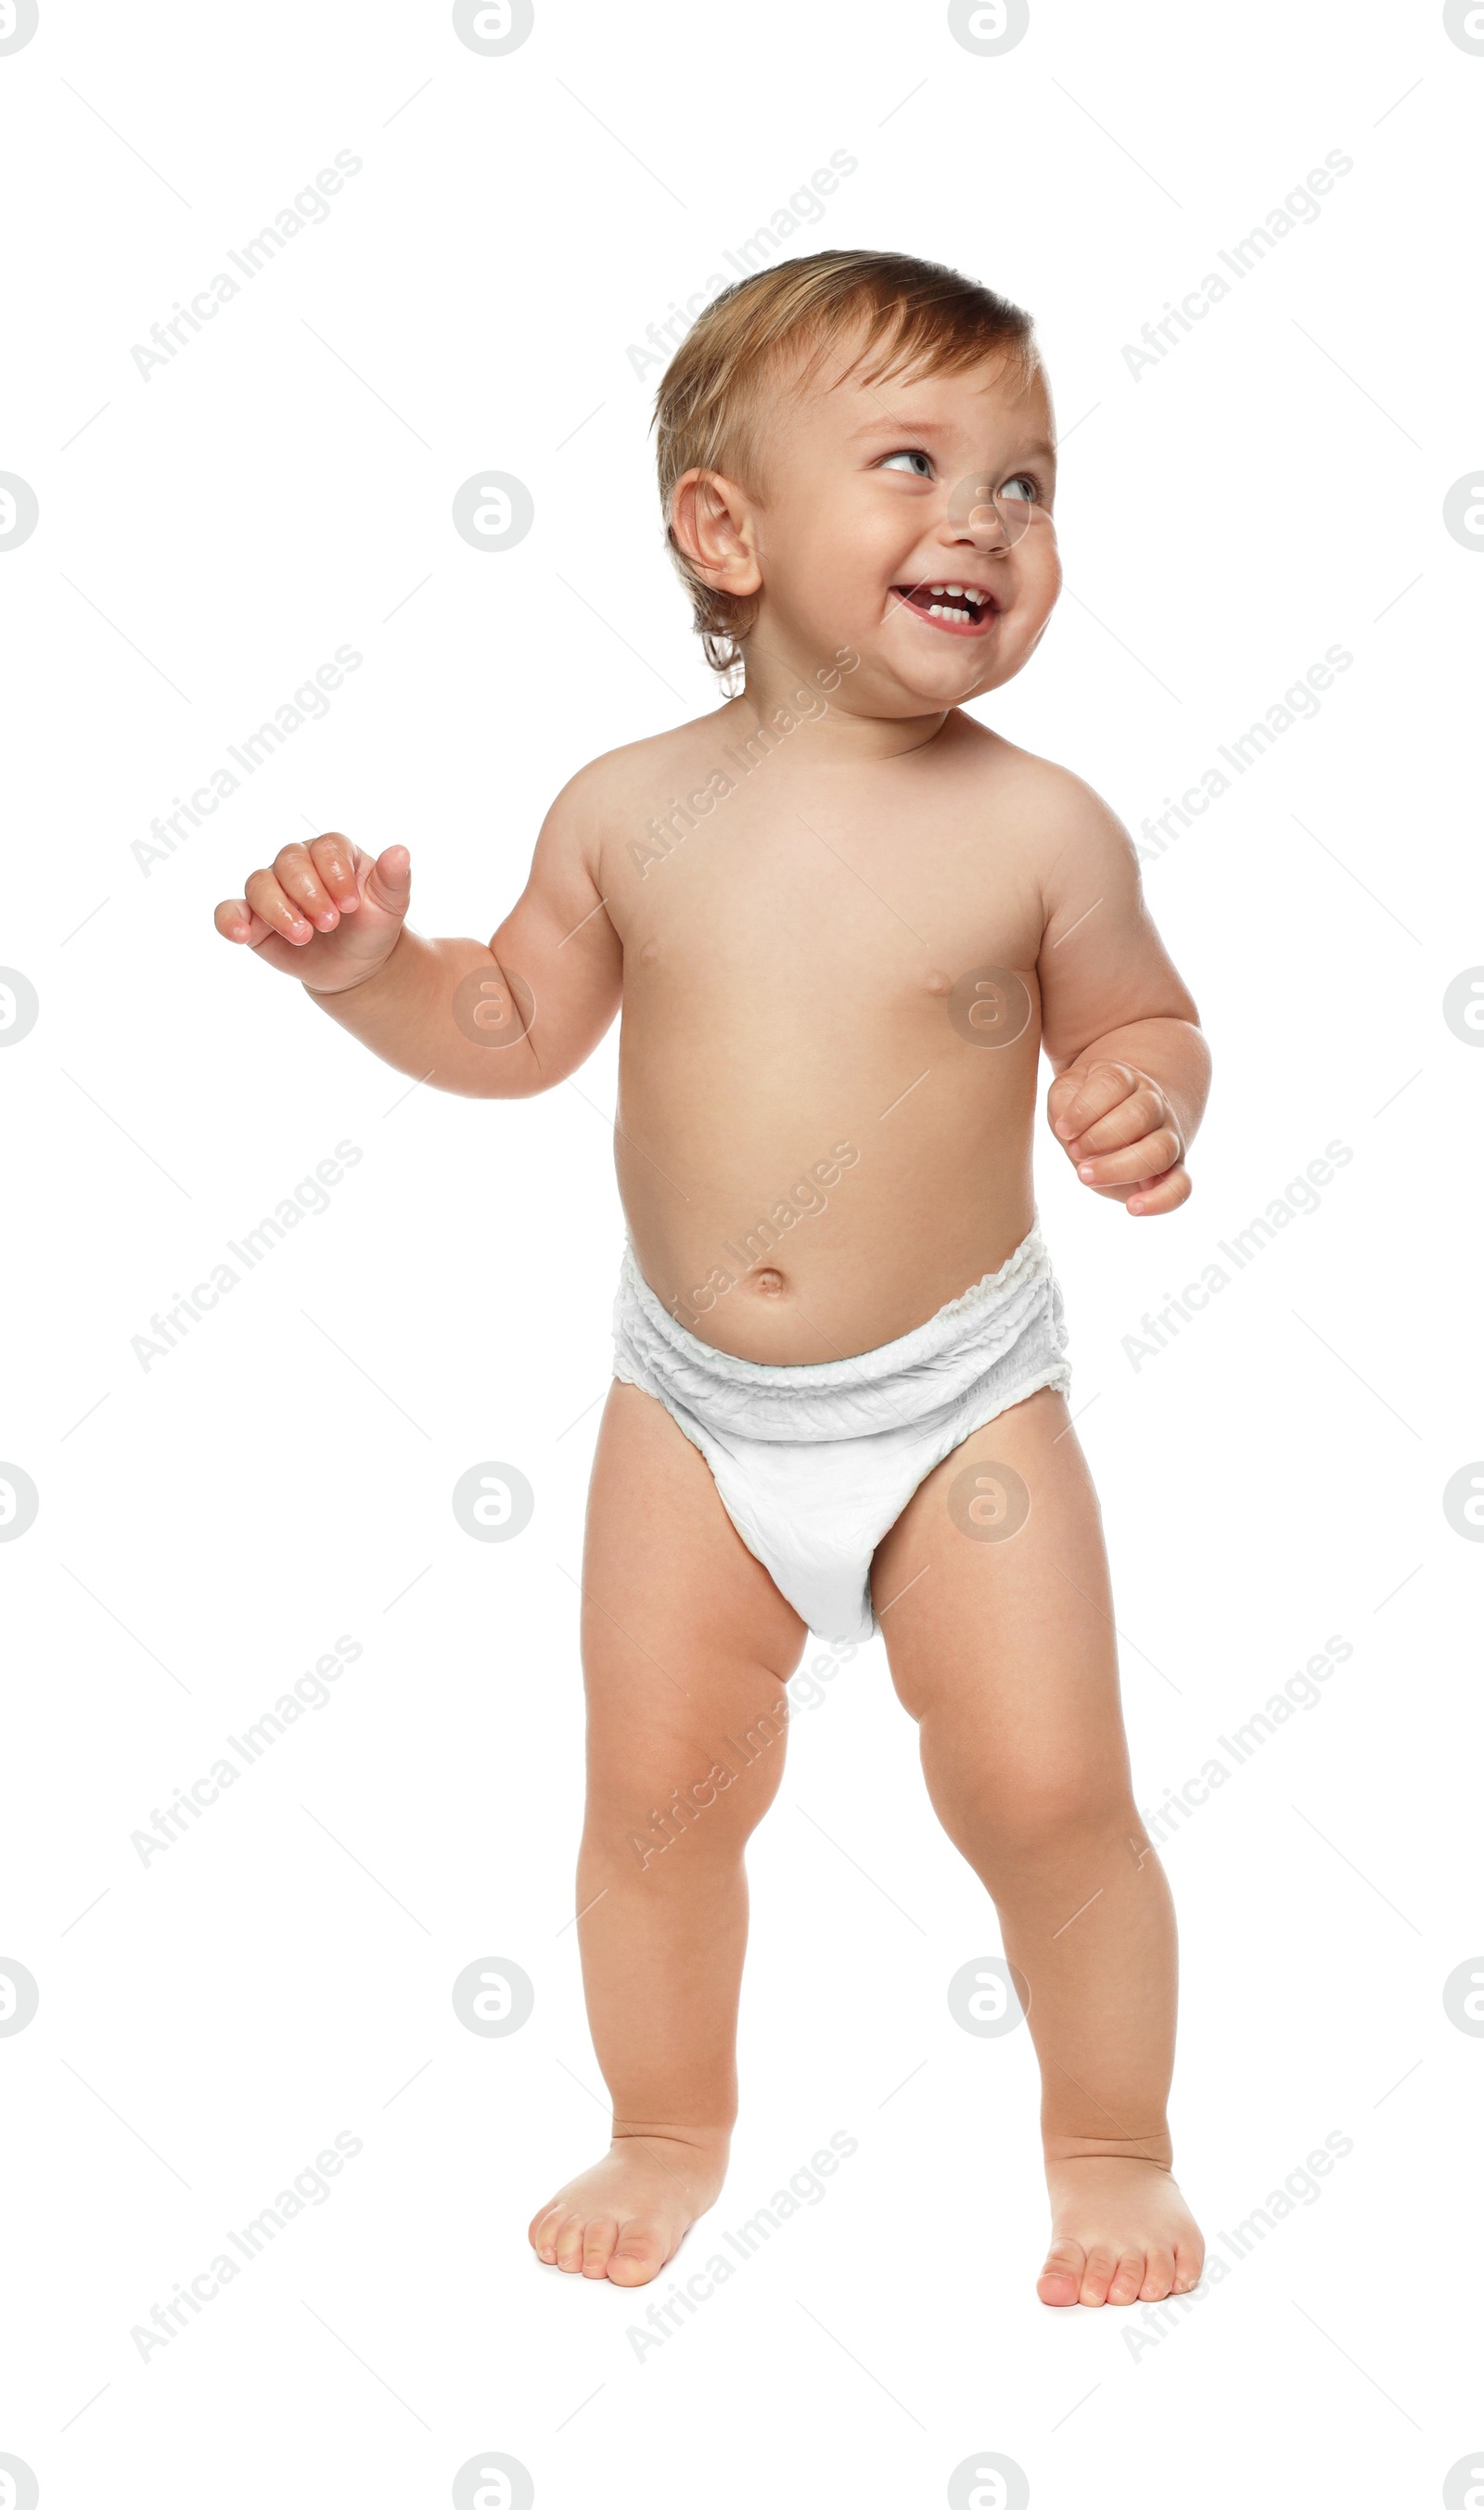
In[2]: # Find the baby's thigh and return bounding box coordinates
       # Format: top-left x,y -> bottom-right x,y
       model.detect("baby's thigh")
581,1382 -> 807,1790
871,1388 -> 1132,1785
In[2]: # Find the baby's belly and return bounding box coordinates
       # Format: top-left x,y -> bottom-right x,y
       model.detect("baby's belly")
614,1025 -> 1040,1363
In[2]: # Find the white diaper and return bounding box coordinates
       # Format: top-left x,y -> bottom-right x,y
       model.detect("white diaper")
610,1224 -> 1070,1642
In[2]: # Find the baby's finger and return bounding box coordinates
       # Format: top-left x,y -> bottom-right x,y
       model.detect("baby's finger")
307,832 -> 362,911
244,865 -> 315,945
364,843 -> 413,916
1067,1085 -> 1168,1158
1050,1059 -> 1138,1141
1127,1164 -> 1192,1216
1076,1124 -> 1183,1189
270,842 -> 339,930
214,897 -> 275,946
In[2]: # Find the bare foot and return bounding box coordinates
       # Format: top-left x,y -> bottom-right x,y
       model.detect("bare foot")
1038,2156 -> 1204,2307
528,2132 -> 728,2286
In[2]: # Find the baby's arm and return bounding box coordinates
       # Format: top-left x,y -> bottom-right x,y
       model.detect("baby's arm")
213,766 -> 620,1096
1035,778 -> 1210,1215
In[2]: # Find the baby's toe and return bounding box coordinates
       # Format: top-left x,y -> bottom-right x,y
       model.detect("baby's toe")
553,2211 -> 589,2273
582,2214 -> 620,2278
1171,2240 -> 1205,2294
1107,2247 -> 1147,2305
607,2220 -> 669,2287
1079,2244 -> 1120,2306
1036,2238 -> 1085,2307
1138,2243 -> 1176,2301
529,2204 -> 562,2264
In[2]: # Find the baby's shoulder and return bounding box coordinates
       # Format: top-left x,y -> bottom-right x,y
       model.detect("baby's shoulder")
948,717 -> 1135,871
949,716 -> 1119,828
554,714 -> 720,819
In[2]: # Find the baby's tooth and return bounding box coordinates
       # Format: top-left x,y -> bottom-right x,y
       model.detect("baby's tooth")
946,584 -> 963,596
930,584 -> 945,595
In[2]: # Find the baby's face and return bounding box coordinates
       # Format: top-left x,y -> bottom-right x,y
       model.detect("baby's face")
748,345 -> 1060,715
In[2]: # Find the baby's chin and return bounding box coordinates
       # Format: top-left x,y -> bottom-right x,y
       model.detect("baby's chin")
867,629 -> 1007,710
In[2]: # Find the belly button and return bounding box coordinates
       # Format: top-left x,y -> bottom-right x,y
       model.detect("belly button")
750,1268 -> 785,1297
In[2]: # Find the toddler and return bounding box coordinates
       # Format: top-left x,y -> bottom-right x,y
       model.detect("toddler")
216,250 -> 1209,2308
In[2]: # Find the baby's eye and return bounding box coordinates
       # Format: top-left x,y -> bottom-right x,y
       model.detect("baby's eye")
878,449 -> 934,479
1001,472 -> 1040,505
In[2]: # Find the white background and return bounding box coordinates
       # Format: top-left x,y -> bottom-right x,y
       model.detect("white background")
1,1 -> 1480,2502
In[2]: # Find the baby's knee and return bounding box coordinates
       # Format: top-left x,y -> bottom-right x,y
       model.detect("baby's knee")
592,1715 -> 788,1866
937,1751 -> 1133,1865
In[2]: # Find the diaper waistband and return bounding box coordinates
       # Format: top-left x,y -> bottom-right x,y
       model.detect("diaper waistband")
613,1223 -> 1062,1443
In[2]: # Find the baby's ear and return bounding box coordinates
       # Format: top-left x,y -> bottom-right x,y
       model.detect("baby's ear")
670,469 -> 761,596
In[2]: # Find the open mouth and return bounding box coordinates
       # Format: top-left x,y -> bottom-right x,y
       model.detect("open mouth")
890,580 -> 1000,636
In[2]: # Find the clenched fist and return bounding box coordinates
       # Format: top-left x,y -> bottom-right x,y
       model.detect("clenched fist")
1046,1058 -> 1190,1215
214,834 -> 412,995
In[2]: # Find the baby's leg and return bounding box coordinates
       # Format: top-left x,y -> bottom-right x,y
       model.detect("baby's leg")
529,1380 -> 806,2286
871,1388 -> 1204,2308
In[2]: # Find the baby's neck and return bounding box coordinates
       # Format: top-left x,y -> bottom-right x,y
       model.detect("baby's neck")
733,640 -> 950,767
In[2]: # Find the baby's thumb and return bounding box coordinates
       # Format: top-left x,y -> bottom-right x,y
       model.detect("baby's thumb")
365,844 -> 412,918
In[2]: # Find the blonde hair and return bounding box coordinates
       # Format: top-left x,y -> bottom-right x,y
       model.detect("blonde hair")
653,249 -> 1040,685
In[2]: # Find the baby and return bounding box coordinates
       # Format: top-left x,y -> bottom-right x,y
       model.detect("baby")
216,250 -> 1209,2309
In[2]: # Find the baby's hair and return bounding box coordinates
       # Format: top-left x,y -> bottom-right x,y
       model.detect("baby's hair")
653,249 -> 1040,687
